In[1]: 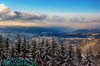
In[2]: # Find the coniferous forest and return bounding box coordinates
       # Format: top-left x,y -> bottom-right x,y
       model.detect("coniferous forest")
0,34 -> 100,66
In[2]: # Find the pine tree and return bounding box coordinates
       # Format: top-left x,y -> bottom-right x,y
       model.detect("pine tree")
4,37 -> 11,58
57,43 -> 68,66
0,35 -> 6,60
46,38 -> 59,66
0,35 -> 4,50
65,44 -> 75,66
10,46 -> 17,58
15,34 -> 22,57
5,37 -> 10,50
83,48 -> 94,66
0,47 -> 7,60
0,35 -> 3,44
21,37 -> 29,58
35,46 -> 44,66
31,39 -> 37,60
75,47 -> 82,66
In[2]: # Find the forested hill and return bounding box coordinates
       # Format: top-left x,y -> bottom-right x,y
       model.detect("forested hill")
79,38 -> 100,56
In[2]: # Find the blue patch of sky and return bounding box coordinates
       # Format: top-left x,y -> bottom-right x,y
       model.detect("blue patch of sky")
0,0 -> 100,13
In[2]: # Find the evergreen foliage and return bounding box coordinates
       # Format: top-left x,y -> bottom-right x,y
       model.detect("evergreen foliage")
0,34 -> 97,66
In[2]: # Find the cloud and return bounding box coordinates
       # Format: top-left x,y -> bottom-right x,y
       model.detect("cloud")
0,4 -> 100,29
0,4 -> 11,13
13,11 -> 47,21
0,4 -> 16,20
0,4 -> 47,21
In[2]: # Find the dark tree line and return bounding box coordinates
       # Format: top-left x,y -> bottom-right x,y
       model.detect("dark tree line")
0,34 -> 99,66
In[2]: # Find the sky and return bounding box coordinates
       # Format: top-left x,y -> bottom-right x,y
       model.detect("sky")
0,0 -> 100,29
1,0 -> 100,13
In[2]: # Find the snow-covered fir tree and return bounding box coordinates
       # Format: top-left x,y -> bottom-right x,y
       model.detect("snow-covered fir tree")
83,48 -> 94,66
75,47 -> 82,66
0,34 -> 98,66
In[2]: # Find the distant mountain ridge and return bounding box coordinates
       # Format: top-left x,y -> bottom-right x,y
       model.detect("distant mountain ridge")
0,26 -> 100,33
75,28 -> 100,33
0,26 -> 74,33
